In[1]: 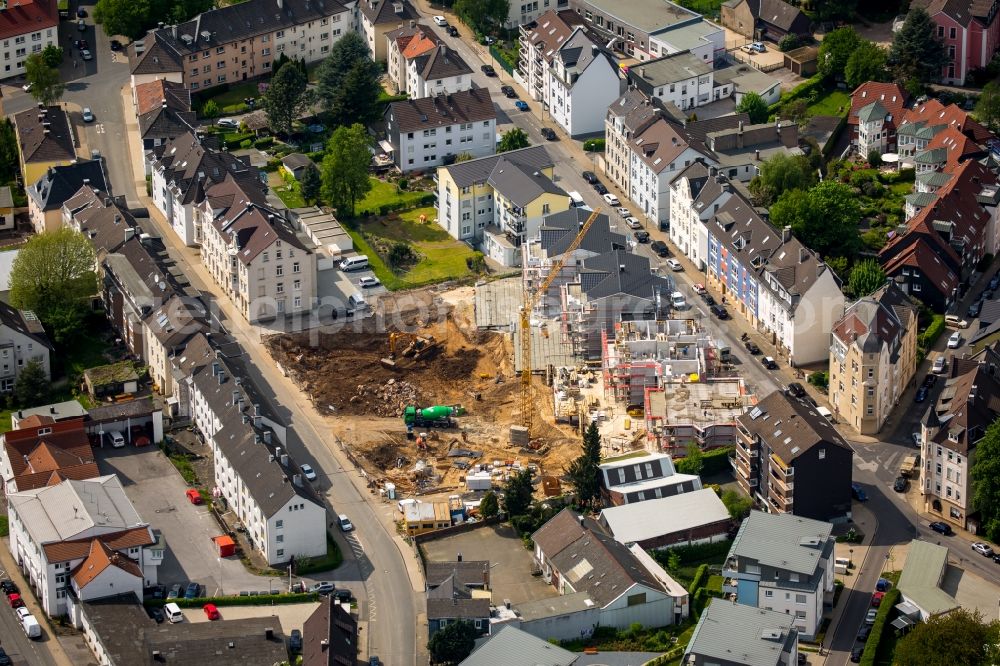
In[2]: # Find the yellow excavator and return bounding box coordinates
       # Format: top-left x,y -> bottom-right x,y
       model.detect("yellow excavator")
380,331 -> 441,369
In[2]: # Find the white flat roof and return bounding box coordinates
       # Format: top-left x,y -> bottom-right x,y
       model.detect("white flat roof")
606,472 -> 701,494
600,488 -> 730,544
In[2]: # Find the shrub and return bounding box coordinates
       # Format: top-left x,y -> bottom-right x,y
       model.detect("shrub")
657,540 -> 733,567
201,100 -> 220,119
265,157 -> 282,172
859,588 -> 901,666
769,74 -> 825,115
239,139 -> 253,149
583,138 -> 606,152
676,446 -> 733,476
145,592 -> 319,608
778,34 -> 799,52
688,564 -> 709,594
398,178 -> 409,190
808,371 -> 829,391
254,137 -> 274,149
919,314 -> 946,349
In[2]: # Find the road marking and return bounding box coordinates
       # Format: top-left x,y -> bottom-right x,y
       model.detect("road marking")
95,123 -> 106,134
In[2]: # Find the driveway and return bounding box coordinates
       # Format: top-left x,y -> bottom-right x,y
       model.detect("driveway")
95,446 -> 277,595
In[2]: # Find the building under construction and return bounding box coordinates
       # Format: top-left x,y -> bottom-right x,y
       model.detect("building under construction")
645,378 -> 754,455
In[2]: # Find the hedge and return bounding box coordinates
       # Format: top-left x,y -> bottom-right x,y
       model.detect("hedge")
918,314 -> 946,349
666,539 -> 733,566
356,192 -> 435,218
254,137 -> 274,149
688,564 -> 709,594
676,446 -> 734,476
145,592 -> 319,608
769,74 -> 825,116
860,588 -> 901,666
583,138 -> 606,152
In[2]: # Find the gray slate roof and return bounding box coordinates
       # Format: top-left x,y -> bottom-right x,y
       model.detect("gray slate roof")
29,160 -> 111,212
387,88 -> 495,133
487,157 -> 566,207
444,145 -> 555,188
539,208 -> 625,257
579,249 -> 672,302
412,44 -> 472,81
0,300 -> 52,349
737,390 -> 851,465
459,625 -> 576,666
361,0 -> 418,25
629,50 -> 712,92
685,598 -> 797,666
727,510 -> 833,576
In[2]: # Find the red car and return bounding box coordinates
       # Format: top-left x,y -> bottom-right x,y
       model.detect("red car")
185,489 -> 203,505
8,593 -> 24,609
871,591 -> 885,607
203,603 -> 220,620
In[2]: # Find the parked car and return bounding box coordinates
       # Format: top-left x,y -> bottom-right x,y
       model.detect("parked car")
184,489 -> 202,505
358,276 -> 380,288
334,588 -> 353,603
633,230 -> 650,243
851,483 -> 868,501
850,645 -> 864,662
77,18 -> 86,30
76,6 -> 86,17
582,171 -> 598,184
932,356 -> 947,373
710,304 -> 729,319
670,292 -> 688,310
74,38 -> 88,49
625,216 -> 642,230
81,48 -> 92,61
149,607 -> 165,623
929,521 -> 954,535
948,331 -> 962,349
432,15 -> 448,26
617,207 -> 631,218
310,581 -> 335,595
990,273 -> 1000,290
865,608 -> 878,624
914,387 -> 928,402
82,107 -> 94,122
786,382 -> 806,399
7,593 -> 23,608
650,240 -> 670,257
289,629 -> 303,651
594,183 -> 608,195
875,578 -> 892,592
514,100 -> 529,111
702,294 -> 716,307
184,582 -> 201,599
968,301 -> 983,318
945,314 -> 969,329
167,583 -> 181,599
603,192 -> 621,207
666,258 -> 682,271
911,432 -> 921,446
500,85 -> 516,98
338,514 -> 354,532
300,463 -> 317,481
21,82 -> 31,92
871,591 -> 885,607
893,476 -> 909,492
447,25 -> 459,37
857,623 -> 871,641
973,542 -> 995,557
0,648 -> 10,666
109,39 -> 122,51
216,118 -> 239,129
922,374 -> 937,388
761,356 -> 777,370
480,64 -> 497,77
203,603 -> 221,620
1,580 -> 19,596
540,127 -> 558,141
744,341 -> 760,355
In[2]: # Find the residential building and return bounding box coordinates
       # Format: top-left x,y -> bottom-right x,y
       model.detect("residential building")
281,153 -> 314,181
434,146 -> 565,267
568,0 -> 718,62
80,593 -> 289,666
0,0 -> 59,80
603,88 -> 661,198
13,105 -> 75,186
385,22 -> 437,94
101,237 -> 175,358
191,353 -> 327,565
149,131 -> 264,246
918,354 -> 1000,530
706,195 -> 846,365
517,10 -> 585,107
0,417 -> 96,494
712,63 -> 782,105
10,402 -> 88,429
547,29 -> 624,137
0,186 -> 13,232
684,598 -> 800,666
598,488 -> 731,550
720,0 -> 811,40
360,0 -> 418,62
701,118 -> 799,180
128,0 -> 356,94
829,282 -> 919,435
896,540 -> 960,621
165,331 -> 217,420
532,509 -> 690,628
404,44 -> 472,99
645,377 -> 752,453
628,117 -> 711,228
7,475 -> 161,619
0,300 -> 52,393
143,294 -> 209,397
896,99 -> 994,166
28,159 -> 111,234
62,185 -> 138,256
426,570 -> 491,638
598,451 -> 702,506
132,78 -> 196,150
385,88 -> 496,173
303,596 -> 359,666
459,626 -> 577,666
735,391 -> 854,522
626,52 -> 722,112
909,0 -> 1000,85
722,511 -> 835,640
198,175 -> 317,323
848,82 -> 909,157
669,160 -> 743,270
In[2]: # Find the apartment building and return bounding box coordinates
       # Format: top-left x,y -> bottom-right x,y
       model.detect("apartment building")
919,351 -> 1000,531
829,282 -> 919,435
504,0 -> 571,28
150,132 -> 264,246
385,22 -> 439,94
518,10 -> 585,107
0,301 -> 52,394
133,79 -> 196,150
385,88 -> 496,173
723,511 -> 835,640
896,98 -> 994,164
735,391 -> 853,522
63,185 -> 138,257
360,0 -> 418,62
706,194 -> 846,366
0,417 -> 95,494
669,161 -> 742,270
848,82 -> 909,157
190,354 -> 326,565
29,159 -> 110,234
198,175 -> 317,323
129,0 -> 356,94
626,52 -> 726,112
646,378 -> 751,454
404,44 -> 472,99
7,475 -> 160,619
720,0 -> 810,41
102,237 -> 175,358
910,0 -> 1000,85
603,88 -> 661,198
548,30 -> 623,137
143,294 -> 209,398
685,599 -> 800,666
14,105 -> 76,186
0,0 -> 58,80
598,451 -> 702,506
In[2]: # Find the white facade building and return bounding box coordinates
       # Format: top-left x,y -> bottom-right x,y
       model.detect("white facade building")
0,0 -> 59,80
548,29 -> 624,137
404,44 -> 472,99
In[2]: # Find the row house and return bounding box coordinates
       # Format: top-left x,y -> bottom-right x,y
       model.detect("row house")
190,353 -> 327,565
132,79 -> 197,151
668,160 -> 742,270
384,88 -> 496,173
734,391 -> 854,523
0,0 -> 58,80
628,117 -> 710,229
360,0 -> 418,62
518,10 -> 585,108
149,131 -> 264,246
7,475 -> 160,620
896,98 -> 994,166
503,0 -> 571,29
385,22 -> 440,94
548,30 -> 623,137
626,51 -> 728,113
706,194 -> 846,365
14,105 -> 76,188
129,0 -> 356,94
919,347 -> 1000,531
404,44 -> 472,99
910,0 -> 1000,85
198,175 -> 318,323
603,88 -> 661,199
829,283 -> 919,435
29,159 -> 111,234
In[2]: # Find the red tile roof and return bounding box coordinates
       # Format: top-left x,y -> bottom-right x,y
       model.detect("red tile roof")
925,125 -> 984,173
882,238 -> 959,297
3,419 -> 93,480
72,539 -> 144,588
0,0 -> 57,42
400,29 -> 440,59
900,99 -> 994,145
849,82 -> 908,128
134,79 -> 191,117
43,526 -> 155,563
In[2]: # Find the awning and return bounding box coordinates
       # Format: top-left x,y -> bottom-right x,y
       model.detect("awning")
891,615 -> 916,631
166,396 -> 179,405
379,140 -> 394,154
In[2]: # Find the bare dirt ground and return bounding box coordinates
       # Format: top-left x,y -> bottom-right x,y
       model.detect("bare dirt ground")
264,286 -> 581,496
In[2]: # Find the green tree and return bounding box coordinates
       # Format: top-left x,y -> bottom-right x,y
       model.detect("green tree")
9,228 -> 96,344
299,162 -> 321,204
427,620 -> 479,664
890,7 -> 948,84
316,32 -> 370,108
975,82 -> 1000,133
0,119 -> 18,183
40,44 -> 63,68
565,422 -> 601,509
94,0 -> 150,39
721,490 -> 753,520
770,181 -> 861,260
501,469 -> 533,519
972,419 -> 1000,543
497,127 -> 529,153
845,40 -> 888,89
778,34 -> 799,52
263,61 -> 310,136
848,259 -> 886,298
895,608 -> 1000,666
330,57 -> 383,126
14,358 -> 50,407
200,100 -> 220,119
735,91 -> 768,124
24,54 -> 64,106
818,26 -> 861,80
320,124 -> 373,217
676,443 -> 704,475
479,491 -> 499,519
454,0 -> 511,35
748,152 -> 816,205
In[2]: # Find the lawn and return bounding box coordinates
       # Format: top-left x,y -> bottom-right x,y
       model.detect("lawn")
676,0 -> 723,16
356,178 -> 431,215
274,179 -> 307,209
197,82 -> 260,115
806,89 -> 851,117
353,207 -> 476,290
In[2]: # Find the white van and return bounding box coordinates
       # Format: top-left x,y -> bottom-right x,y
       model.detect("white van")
339,255 -> 369,272
348,292 -> 368,309
164,602 -> 184,623
567,191 -> 585,207
21,613 -> 41,639
109,431 -> 126,448
670,291 -> 687,310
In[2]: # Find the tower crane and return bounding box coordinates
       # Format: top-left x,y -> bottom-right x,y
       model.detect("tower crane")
520,207 -> 603,439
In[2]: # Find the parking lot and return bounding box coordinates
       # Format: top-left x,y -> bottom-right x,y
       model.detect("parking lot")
421,524 -> 560,606
180,598 -> 321,632
96,445 -> 274,595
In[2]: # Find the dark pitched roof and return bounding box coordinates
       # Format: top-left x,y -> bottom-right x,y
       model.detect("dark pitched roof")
831,282 -> 915,360
0,300 -> 52,349
153,132 -> 262,207
426,560 -> 491,589
281,153 -> 313,171
128,35 -> 184,75
487,157 -> 566,207
444,146 -> 555,189
521,10 -> 586,65
925,358 -> 1000,454
387,88 -> 495,133
737,390 -> 852,463
303,597 -> 358,666
134,79 -> 196,142
579,249 -> 672,302
412,44 -> 472,81
144,294 -> 208,348
14,105 -> 75,165
87,397 -> 159,424
532,507 -> 588,558
206,177 -> 310,265
361,0 -> 418,25
65,186 -> 138,254
28,160 -> 110,212
539,209 -> 625,257
755,0 -> 808,32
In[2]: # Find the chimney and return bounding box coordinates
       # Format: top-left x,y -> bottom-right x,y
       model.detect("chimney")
755,149 -> 760,161
263,430 -> 272,444
293,474 -> 303,486
619,263 -> 626,272
577,515 -> 584,526
276,0 -> 283,8
50,407 -> 56,414
280,454 -> 289,465
439,44 -> 446,55
640,66 -> 646,79
125,227 -> 136,242
799,246 -> 809,263
212,361 -> 220,376
409,19 -> 415,28
171,24 -> 177,39
782,226 -> 791,242
457,552 -> 463,562
738,120 -> 743,132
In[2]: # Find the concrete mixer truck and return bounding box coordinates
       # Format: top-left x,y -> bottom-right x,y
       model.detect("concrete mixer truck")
403,405 -> 465,431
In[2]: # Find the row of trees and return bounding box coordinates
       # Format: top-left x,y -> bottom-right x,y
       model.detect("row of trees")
94,0 -> 211,39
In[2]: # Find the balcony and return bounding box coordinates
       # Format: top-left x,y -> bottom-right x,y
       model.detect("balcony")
769,468 -> 794,493
767,484 -> 793,510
